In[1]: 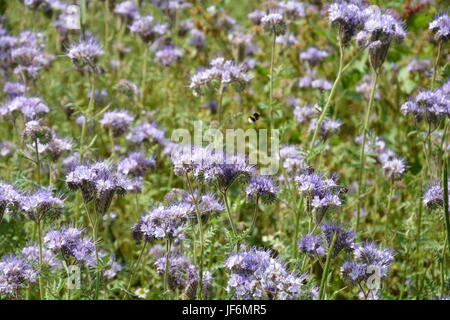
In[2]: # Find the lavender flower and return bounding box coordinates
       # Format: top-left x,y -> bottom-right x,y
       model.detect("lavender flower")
129,15 -> 168,43
341,241 -> 394,285
100,109 -> 134,137
126,121 -> 166,145
245,176 -> 278,203
423,184 -> 447,210
66,162 -> 128,214
382,158 -> 406,180
356,7 -> 405,71
309,118 -> 342,140
184,192 -> 224,223
44,228 -> 98,267
0,182 -> 21,220
299,47 -> 329,66
261,12 -> 287,36
293,103 -> 319,124
189,57 -> 251,96
114,1 -> 139,23
321,224 -> 355,257
3,81 -> 27,97
429,13 -> 450,43
328,1 -> 367,45
401,85 -> 450,124
279,145 -> 307,174
21,245 -> 62,272
118,152 -> 155,177
155,254 -> 211,299
66,37 -> 104,71
18,188 -> 64,222
298,234 -> 325,257
225,247 -> 308,300
37,135 -> 72,161
356,75 -> 380,100
0,254 -> 37,295
132,202 -> 193,241
1,96 -> 49,120
0,141 -> 15,158
154,44 -> 183,66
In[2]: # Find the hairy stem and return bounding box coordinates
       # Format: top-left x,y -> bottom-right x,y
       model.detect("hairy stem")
356,71 -> 379,232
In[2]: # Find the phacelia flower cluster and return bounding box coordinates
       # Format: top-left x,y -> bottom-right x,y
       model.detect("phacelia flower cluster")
66,162 -> 128,215
100,109 -> 134,137
0,254 -> 37,296
225,247 -> 309,300
429,13 -> 450,43
341,241 -> 394,286
189,57 -> 251,96
245,176 -> 278,203
328,1 -> 367,45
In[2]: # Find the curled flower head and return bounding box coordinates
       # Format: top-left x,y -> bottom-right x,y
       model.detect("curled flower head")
0,254 -> 37,296
154,44 -> 183,66
66,37 -> 104,71
299,47 -> 329,66
245,176 -> 278,203
225,247 -> 309,300
261,12 -> 287,36
328,1 -> 367,45
130,15 -> 168,43
429,13 -> 450,43
18,188 -> 64,222
66,162 -> 129,214
189,57 -> 251,96
99,109 -> 134,137
320,224 -> 355,258
0,181 -> 21,219
118,152 -> 155,177
341,241 -> 394,285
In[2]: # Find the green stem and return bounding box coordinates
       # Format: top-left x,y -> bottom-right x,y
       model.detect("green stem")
218,85 -> 224,125
309,39 -> 344,150
269,32 -> 276,129
318,232 -> 337,300
185,174 -> 204,299
356,71 -> 379,233
222,190 -> 238,237
164,239 -> 172,295
431,41 -> 442,88
34,139 -> 41,185
123,242 -> 147,299
37,219 -> 44,300
442,157 -> 450,257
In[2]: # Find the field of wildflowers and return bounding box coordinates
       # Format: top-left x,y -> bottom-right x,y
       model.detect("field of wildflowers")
0,0 -> 449,301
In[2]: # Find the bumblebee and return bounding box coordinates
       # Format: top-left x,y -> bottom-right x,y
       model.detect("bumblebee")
248,112 -> 261,123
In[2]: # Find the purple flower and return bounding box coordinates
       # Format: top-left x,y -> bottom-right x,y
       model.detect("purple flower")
189,57 -> 251,96
261,12 -> 287,36
0,182 -> 21,220
423,184 -> 447,210
299,47 -> 329,65
184,191 -> 224,223
66,37 -> 103,71
100,109 -> 134,137
44,227 -> 98,267
3,81 -> 27,97
117,79 -> 140,99
429,13 -> 450,43
18,188 -> 64,222
155,253 -> 211,298
66,161 -> 129,214
248,10 -> 265,25
21,245 -> 62,272
37,135 -> 72,161
154,44 -> 183,66
225,247 -> 308,300
357,7 -> 405,70
328,1 -> 367,45
321,224 -> 355,257
132,202 -> 193,241
1,96 -> 49,120
126,121 -> 166,145
245,176 -> 278,203
309,118 -> 341,139
114,1 -> 139,22
341,241 -> 394,285
279,145 -> 306,174
129,15 -> 168,43
298,234 -> 325,257
0,254 -> 37,295
293,104 -> 319,124
118,152 -> 155,177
